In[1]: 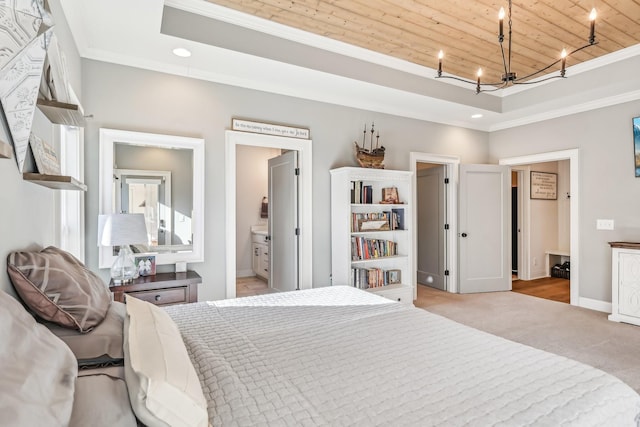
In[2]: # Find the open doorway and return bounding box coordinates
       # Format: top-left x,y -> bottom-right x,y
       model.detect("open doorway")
410,153 -> 459,296
501,149 -> 579,306
225,131 -> 313,299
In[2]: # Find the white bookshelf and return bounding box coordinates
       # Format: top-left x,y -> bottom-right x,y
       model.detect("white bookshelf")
330,167 -> 414,304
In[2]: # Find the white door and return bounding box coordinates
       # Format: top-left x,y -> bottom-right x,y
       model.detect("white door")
417,165 -> 447,290
268,151 -> 299,292
459,164 -> 511,293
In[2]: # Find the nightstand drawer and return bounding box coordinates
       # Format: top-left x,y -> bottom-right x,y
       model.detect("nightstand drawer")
128,287 -> 187,306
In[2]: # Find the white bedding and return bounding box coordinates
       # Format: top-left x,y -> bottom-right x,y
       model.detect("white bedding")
165,286 -> 640,426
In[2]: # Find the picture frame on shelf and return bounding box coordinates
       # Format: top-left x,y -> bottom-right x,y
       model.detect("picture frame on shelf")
29,133 -> 61,175
135,255 -> 156,277
387,269 -> 401,284
381,186 -> 399,204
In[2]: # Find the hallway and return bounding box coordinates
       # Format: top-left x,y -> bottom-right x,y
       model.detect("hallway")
512,277 -> 570,303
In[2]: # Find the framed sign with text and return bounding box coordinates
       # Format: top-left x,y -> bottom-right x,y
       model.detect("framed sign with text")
231,118 -> 310,139
530,171 -> 557,200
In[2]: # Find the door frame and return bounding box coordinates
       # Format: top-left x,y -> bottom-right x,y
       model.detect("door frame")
410,152 -> 460,295
511,167 -> 528,280
500,149 -> 579,306
225,131 -> 313,299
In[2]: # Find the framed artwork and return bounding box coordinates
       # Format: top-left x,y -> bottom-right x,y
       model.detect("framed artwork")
633,116 -> 640,177
29,133 -> 61,175
381,187 -> 399,204
135,255 -> 156,277
387,269 -> 401,285
530,171 -> 557,200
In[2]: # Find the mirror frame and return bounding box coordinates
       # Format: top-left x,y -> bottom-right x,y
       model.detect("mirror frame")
99,128 -> 205,268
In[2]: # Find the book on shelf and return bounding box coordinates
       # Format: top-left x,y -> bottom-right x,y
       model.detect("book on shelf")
351,236 -> 398,260
350,180 -> 373,204
391,208 -> 405,230
350,267 -> 401,289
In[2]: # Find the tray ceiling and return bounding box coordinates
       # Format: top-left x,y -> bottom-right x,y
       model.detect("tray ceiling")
205,0 -> 640,86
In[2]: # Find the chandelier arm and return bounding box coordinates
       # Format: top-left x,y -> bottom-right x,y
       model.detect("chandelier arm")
434,74 -> 478,85
514,41 -> 598,82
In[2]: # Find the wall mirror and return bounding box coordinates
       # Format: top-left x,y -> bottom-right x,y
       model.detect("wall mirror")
99,128 -> 204,268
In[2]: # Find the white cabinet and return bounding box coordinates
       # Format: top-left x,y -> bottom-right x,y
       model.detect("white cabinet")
252,233 -> 269,281
609,242 -> 640,326
330,167 -> 414,304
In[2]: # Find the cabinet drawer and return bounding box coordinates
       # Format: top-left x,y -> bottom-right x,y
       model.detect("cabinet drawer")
370,286 -> 413,305
128,287 -> 187,306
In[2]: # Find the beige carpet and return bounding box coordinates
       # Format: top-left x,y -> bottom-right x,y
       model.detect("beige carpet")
415,285 -> 640,393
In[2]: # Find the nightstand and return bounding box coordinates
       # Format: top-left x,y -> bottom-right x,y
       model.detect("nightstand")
109,271 -> 201,306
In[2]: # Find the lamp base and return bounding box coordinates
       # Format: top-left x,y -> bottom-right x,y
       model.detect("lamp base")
110,245 -> 139,284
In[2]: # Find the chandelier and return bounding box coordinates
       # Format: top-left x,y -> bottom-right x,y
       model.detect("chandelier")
435,1 -> 598,94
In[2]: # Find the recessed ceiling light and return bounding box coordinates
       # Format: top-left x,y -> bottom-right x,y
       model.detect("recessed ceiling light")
172,47 -> 191,58
471,114 -> 483,119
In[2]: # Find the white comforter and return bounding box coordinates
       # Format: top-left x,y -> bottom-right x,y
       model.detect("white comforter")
165,286 -> 640,426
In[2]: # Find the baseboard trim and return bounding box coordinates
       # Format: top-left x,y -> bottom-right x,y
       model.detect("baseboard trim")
579,297 -> 612,313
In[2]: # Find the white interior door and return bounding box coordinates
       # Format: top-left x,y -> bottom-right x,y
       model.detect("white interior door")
459,164 -> 511,293
268,151 -> 299,292
417,165 -> 447,290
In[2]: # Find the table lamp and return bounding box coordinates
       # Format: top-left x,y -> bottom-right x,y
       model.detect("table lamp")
98,213 -> 149,284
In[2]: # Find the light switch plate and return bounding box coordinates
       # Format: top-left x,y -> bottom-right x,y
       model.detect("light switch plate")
596,219 -> 614,230
175,261 -> 187,272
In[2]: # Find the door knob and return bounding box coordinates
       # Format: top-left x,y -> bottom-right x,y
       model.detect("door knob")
461,232 -> 468,237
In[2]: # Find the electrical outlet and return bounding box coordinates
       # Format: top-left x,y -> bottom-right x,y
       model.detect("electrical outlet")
596,219 -> 615,230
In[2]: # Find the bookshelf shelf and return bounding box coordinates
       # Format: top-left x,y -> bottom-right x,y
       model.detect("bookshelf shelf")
331,167 -> 414,304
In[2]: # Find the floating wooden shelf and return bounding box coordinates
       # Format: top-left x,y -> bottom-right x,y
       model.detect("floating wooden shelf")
36,99 -> 86,127
0,140 -> 12,159
22,173 -> 87,191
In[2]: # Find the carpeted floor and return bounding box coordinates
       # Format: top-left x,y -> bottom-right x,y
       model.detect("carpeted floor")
414,285 -> 640,393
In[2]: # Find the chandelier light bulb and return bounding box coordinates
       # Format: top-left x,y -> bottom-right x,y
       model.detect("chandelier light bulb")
477,68 -> 483,78
560,49 -> 567,59
589,8 -> 597,44
438,50 -> 444,60
498,7 -> 505,41
498,7 -> 505,19
560,48 -> 567,77
437,50 -> 444,76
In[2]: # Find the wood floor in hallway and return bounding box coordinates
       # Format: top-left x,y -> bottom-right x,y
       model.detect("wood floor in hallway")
512,277 -> 570,303
236,276 -> 280,298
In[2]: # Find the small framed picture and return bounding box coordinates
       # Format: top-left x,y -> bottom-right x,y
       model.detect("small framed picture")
387,269 -> 401,285
134,255 -> 156,277
381,187 -> 399,204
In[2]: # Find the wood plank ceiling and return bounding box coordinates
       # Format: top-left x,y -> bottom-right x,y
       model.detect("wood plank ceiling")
205,0 -> 640,87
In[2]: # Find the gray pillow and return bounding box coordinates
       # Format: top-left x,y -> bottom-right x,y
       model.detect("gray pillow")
7,246 -> 111,332
0,289 -> 77,426
44,301 -> 125,367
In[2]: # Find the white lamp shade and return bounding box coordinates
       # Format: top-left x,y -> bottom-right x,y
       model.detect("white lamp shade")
98,214 -> 149,247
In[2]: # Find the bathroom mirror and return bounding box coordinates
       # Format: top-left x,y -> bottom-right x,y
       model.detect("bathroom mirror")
99,128 -> 204,268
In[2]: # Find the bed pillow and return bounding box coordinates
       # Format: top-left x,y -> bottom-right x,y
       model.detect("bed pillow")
0,289 -> 77,427
123,295 -> 208,427
7,246 -> 111,332
44,301 -> 125,367
70,373 -> 137,427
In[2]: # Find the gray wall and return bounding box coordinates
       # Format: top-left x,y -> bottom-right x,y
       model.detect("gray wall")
490,100 -> 640,302
0,0 -> 81,297
83,59 -> 490,301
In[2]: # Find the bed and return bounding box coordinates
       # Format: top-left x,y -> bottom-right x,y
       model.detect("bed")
164,286 -> 640,426
3,246 -> 640,426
